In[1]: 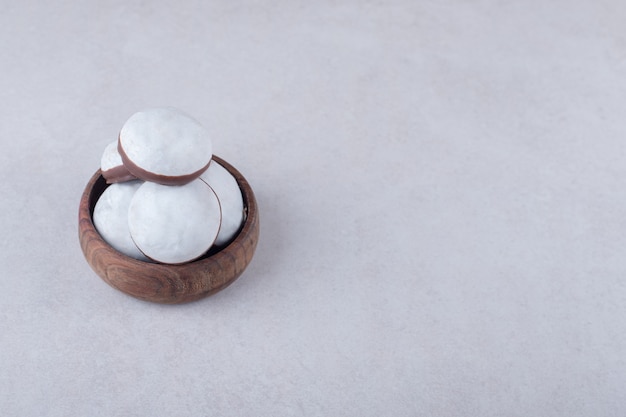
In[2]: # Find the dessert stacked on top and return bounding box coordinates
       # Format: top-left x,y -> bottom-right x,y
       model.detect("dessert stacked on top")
93,107 -> 244,264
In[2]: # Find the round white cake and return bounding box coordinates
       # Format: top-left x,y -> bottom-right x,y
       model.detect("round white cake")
93,180 -> 148,261
128,179 -> 222,264
118,107 -> 212,185
200,161 -> 244,246
101,140 -> 135,184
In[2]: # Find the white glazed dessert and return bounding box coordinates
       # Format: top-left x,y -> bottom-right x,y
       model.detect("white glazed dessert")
93,180 -> 149,261
200,160 -> 244,246
94,107 -> 245,265
101,141 -> 136,184
127,179 -> 222,264
118,107 -> 212,185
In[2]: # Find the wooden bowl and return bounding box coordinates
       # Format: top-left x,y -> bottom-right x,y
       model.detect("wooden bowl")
78,156 -> 259,304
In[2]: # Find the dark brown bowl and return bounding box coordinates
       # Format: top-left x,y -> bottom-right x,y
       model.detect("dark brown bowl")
78,156 -> 259,304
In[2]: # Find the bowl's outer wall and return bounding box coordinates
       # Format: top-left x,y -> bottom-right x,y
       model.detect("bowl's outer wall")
78,156 -> 259,304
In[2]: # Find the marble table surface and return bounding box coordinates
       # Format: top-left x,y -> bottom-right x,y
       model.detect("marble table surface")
1,1 -> 625,416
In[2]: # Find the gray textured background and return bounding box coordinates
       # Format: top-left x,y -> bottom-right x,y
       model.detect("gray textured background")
1,1 -> 625,415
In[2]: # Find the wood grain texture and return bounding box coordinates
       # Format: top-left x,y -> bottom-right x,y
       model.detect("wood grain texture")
78,156 -> 259,304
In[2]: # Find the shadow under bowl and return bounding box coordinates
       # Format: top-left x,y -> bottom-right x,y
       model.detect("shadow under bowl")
78,156 -> 259,304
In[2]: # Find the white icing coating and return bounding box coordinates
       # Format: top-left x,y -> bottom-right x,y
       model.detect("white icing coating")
200,161 -> 244,246
101,141 -> 123,172
119,107 -> 212,178
93,181 -> 149,261
128,179 -> 222,264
